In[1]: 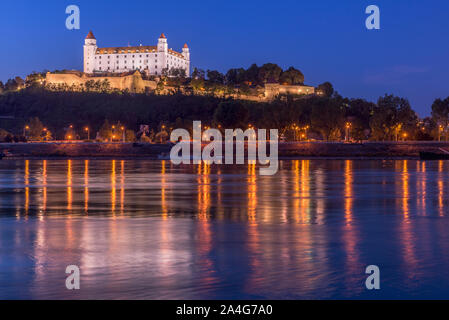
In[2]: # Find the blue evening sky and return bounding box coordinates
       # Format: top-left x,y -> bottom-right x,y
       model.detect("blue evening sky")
0,0 -> 448,116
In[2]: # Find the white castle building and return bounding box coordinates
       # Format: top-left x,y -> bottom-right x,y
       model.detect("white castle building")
83,31 -> 190,76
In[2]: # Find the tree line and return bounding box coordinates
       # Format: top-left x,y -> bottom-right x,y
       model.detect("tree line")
0,64 -> 449,142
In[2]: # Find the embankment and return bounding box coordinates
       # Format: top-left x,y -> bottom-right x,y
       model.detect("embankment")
0,141 -> 448,159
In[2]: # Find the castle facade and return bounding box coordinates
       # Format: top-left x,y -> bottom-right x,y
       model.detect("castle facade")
83,31 -> 190,76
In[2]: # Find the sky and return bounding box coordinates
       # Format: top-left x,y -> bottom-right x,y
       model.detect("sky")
1,0 -> 449,116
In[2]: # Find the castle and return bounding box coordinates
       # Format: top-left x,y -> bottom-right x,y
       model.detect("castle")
44,30 -> 317,98
83,31 -> 190,76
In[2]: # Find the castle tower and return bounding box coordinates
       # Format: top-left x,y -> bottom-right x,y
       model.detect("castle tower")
182,43 -> 190,76
84,31 -> 97,73
157,33 -> 168,53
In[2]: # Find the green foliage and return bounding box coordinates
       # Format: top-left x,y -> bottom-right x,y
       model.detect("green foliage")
310,97 -> 346,141
26,117 -> 44,141
280,67 -> 304,85
213,101 -> 250,128
207,70 -> 225,84
0,86 -> 428,142
317,82 -> 334,97
431,98 -> 449,126
98,120 -> 113,141
370,94 -> 418,141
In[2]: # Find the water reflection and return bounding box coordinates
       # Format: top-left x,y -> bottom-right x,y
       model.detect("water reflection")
2,159 -> 449,299
84,160 -> 89,214
5,159 -> 449,223
67,159 -> 72,212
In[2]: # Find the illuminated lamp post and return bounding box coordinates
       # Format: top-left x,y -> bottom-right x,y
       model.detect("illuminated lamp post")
345,122 -> 352,142
23,125 -> 30,137
121,126 -> 125,142
403,133 -> 408,141
85,127 -> 90,140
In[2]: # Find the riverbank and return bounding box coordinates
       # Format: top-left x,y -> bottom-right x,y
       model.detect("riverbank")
1,141 -> 449,159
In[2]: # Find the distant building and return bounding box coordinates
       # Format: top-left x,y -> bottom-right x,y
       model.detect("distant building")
83,31 -> 190,76
264,83 -> 316,99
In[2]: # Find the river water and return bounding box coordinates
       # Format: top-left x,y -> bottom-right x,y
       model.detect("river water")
1,159 -> 449,299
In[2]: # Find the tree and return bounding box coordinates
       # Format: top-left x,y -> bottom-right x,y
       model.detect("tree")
317,82 -> 334,97
370,94 -> 417,141
213,101 -> 249,128
431,98 -> 449,128
191,68 -> 205,80
5,78 -> 18,91
98,120 -> 113,141
243,64 -> 260,85
280,67 -> 304,85
310,97 -> 346,140
225,68 -> 246,85
169,68 -> 187,78
258,63 -> 283,84
207,70 -> 225,84
125,130 -> 136,142
346,99 -> 375,140
26,117 -> 44,141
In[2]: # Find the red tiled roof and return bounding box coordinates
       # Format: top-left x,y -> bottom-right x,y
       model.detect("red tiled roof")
159,33 -> 166,39
86,31 -> 96,40
96,46 -> 157,54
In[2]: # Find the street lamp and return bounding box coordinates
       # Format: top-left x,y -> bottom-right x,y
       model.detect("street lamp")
85,127 -> 90,140
23,125 -> 30,137
345,122 -> 352,142
403,133 -> 408,141
121,126 -> 125,142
